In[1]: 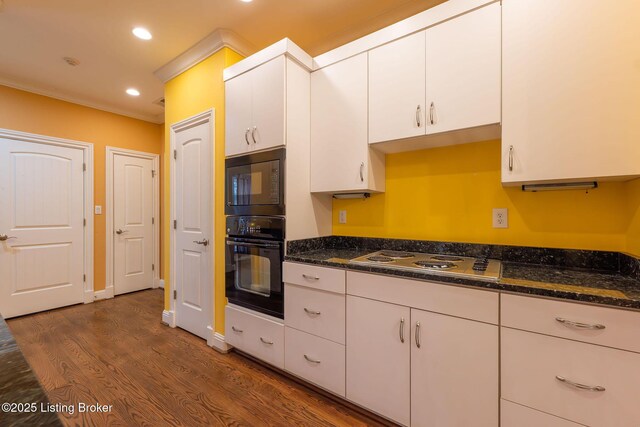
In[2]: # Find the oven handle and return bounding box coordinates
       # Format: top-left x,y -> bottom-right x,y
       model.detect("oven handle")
226,241 -> 281,249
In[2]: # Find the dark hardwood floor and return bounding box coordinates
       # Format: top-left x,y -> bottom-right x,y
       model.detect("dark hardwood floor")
7,289 -> 385,426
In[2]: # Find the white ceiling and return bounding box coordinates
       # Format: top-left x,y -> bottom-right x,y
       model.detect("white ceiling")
0,0 -> 444,123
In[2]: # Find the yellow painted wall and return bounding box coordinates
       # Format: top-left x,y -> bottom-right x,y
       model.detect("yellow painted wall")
333,140 -> 640,257
163,48 -> 244,333
0,84 -> 163,291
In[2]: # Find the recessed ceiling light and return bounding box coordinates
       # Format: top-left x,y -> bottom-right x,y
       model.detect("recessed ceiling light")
132,27 -> 152,40
126,88 -> 140,97
240,0 -> 253,3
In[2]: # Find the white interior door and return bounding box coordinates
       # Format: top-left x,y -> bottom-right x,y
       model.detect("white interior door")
173,114 -> 213,340
0,139 -> 85,318
113,153 -> 154,295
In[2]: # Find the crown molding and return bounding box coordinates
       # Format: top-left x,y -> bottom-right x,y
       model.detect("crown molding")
154,28 -> 256,83
0,78 -> 164,124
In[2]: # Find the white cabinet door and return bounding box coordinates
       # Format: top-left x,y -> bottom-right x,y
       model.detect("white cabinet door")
502,0 -> 640,183
346,296 -> 410,426
369,31 -> 426,144
311,53 -> 371,192
251,56 -> 286,152
425,3 -> 501,135
410,308 -> 499,427
225,70 -> 253,157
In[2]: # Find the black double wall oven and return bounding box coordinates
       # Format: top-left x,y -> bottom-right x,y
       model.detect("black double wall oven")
225,148 -> 285,319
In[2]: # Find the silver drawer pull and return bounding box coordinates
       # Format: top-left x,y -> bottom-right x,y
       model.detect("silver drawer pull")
304,355 -> 321,364
302,274 -> 319,280
555,375 -> 605,392
415,321 -> 421,348
231,326 -> 243,333
304,308 -> 321,316
260,337 -> 273,345
555,317 -> 605,330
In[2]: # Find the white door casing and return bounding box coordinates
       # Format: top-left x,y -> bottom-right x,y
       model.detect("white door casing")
0,129 -> 94,318
170,110 -> 214,340
106,147 -> 159,297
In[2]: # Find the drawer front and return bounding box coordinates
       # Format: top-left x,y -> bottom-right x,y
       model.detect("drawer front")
283,262 -> 346,294
501,400 -> 582,427
347,271 -> 498,324
502,328 -> 640,426
284,327 -> 345,397
285,284 -> 345,344
502,293 -> 640,353
225,305 -> 284,369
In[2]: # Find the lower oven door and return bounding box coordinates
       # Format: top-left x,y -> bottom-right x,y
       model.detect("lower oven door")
225,238 -> 283,318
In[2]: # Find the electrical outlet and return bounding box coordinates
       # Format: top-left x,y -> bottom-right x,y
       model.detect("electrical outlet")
339,210 -> 347,224
492,208 -> 508,228
94,205 -> 102,215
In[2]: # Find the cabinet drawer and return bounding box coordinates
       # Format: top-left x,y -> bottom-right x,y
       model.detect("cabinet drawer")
501,400 -> 582,427
347,271 -> 498,324
502,328 -> 640,426
225,305 -> 284,369
284,327 -> 345,397
502,293 -> 640,353
284,284 -> 345,344
283,262 -> 345,294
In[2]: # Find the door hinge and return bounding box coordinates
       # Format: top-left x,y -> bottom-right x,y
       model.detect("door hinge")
83,218 -> 86,227
173,290 -> 177,300
82,163 -> 86,172
152,263 -> 155,271
152,217 -> 155,225
83,274 -> 86,282
151,169 -> 156,178
173,220 -> 177,229
173,150 -> 177,160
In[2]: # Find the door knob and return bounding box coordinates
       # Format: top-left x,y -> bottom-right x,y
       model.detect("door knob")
193,239 -> 209,247
0,234 -> 17,241
115,229 -> 128,235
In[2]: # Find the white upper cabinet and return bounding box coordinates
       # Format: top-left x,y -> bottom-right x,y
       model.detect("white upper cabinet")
502,0 -> 640,184
311,53 -> 385,193
225,56 -> 286,157
369,32 -> 427,144
425,2 -> 501,135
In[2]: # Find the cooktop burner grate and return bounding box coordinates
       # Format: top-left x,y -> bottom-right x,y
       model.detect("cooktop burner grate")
379,250 -> 414,259
413,260 -> 457,269
366,255 -> 394,263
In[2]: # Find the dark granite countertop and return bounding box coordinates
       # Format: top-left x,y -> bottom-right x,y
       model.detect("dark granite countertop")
285,237 -> 640,311
0,315 -> 61,426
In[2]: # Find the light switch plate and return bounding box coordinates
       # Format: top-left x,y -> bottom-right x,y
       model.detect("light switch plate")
339,210 -> 347,224
95,205 -> 102,215
492,208 -> 508,228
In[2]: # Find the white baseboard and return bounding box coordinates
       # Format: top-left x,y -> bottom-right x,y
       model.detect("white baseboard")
83,289 -> 95,304
158,279 -> 165,289
209,330 -> 232,353
94,286 -> 115,301
162,310 -> 176,327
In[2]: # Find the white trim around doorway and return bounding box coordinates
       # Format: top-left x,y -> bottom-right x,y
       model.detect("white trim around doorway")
0,127 -> 95,304
105,146 -> 160,299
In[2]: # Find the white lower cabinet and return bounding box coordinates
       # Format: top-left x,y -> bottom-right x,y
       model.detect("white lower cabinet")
346,295 -> 411,426
284,327 -> 345,396
225,305 -> 284,369
410,308 -> 498,427
501,399 -> 582,427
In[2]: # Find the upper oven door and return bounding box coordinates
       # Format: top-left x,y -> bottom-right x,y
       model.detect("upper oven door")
225,148 -> 285,216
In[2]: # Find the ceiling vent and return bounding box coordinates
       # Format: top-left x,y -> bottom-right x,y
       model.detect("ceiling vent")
63,57 -> 80,66
153,97 -> 165,108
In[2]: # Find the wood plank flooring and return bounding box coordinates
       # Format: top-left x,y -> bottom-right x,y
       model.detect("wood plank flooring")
7,289 -> 386,426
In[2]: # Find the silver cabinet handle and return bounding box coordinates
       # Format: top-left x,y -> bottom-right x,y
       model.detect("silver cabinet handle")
508,145 -> 514,171
251,126 -> 257,144
231,326 -> 243,333
193,239 -> 209,247
115,229 -> 128,235
555,317 -> 605,330
245,128 -> 250,145
0,234 -> 17,241
415,321 -> 421,348
302,274 -> 319,280
260,337 -> 273,345
304,308 -> 321,316
556,375 -> 605,392
399,318 -> 405,343
416,105 -> 422,127
359,162 -> 364,182
304,355 -> 321,364
429,102 -> 435,125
